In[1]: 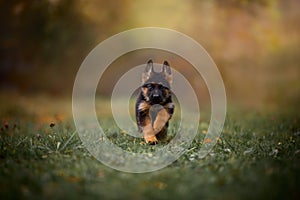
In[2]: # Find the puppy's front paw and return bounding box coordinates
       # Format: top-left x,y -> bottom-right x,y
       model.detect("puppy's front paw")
145,135 -> 158,145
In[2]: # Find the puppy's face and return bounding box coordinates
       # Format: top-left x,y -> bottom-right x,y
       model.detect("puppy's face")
141,60 -> 172,105
142,83 -> 171,104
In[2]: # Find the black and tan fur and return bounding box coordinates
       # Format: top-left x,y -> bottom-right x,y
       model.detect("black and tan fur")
135,59 -> 174,144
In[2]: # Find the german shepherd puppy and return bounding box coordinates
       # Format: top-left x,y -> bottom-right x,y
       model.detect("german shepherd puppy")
135,59 -> 174,144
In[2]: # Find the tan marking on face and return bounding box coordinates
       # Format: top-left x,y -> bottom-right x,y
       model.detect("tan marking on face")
141,87 -> 149,101
160,88 -> 170,102
164,89 -> 170,98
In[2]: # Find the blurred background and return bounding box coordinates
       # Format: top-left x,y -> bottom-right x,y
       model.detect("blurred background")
0,0 -> 299,120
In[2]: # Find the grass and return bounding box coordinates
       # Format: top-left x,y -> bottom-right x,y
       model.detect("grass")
0,105 -> 299,199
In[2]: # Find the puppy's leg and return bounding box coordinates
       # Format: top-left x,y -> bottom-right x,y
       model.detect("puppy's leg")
142,118 -> 158,144
156,125 -> 168,140
153,108 -> 170,135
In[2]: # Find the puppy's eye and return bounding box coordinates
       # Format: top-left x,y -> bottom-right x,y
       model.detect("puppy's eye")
147,84 -> 153,90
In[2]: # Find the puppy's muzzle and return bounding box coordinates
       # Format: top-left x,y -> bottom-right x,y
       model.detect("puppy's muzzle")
151,92 -> 162,104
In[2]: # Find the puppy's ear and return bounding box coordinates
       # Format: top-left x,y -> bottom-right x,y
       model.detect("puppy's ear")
142,59 -> 154,83
163,61 -> 172,85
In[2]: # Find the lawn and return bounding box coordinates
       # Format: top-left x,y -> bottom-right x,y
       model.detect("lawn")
0,96 -> 299,199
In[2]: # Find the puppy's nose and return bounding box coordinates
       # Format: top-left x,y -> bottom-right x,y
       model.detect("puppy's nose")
153,94 -> 159,98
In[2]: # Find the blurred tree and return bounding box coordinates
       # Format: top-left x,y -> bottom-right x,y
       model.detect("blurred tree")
0,0 -> 299,110
0,0 -> 129,94
0,0 -> 86,92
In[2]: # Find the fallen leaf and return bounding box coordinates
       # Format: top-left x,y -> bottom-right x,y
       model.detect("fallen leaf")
204,138 -> 212,143
153,181 -> 167,190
